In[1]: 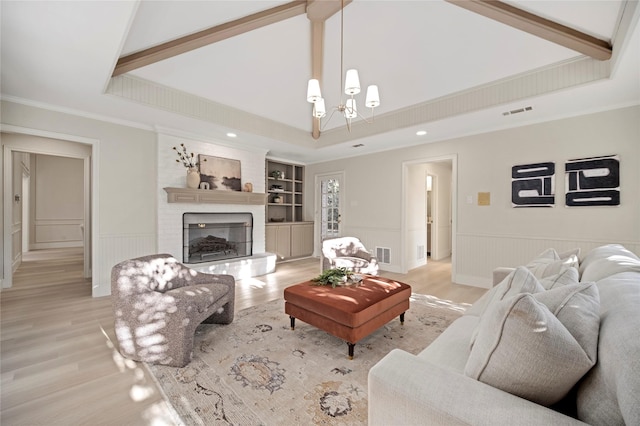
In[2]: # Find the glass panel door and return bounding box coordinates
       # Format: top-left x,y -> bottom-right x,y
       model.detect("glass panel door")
319,174 -> 343,240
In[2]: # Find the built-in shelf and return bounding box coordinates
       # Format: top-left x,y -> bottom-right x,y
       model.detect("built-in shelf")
164,187 -> 267,205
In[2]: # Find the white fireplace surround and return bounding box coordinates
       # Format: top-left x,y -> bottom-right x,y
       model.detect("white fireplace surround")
157,131 -> 275,279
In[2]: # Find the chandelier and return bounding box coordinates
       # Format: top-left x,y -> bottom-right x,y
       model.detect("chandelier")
306,0 -> 380,132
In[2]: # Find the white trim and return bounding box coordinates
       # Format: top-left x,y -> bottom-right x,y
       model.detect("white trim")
401,154 -> 458,281
1,126 -> 100,295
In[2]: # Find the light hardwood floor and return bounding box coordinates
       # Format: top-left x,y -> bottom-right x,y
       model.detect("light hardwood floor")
1,248 -> 486,425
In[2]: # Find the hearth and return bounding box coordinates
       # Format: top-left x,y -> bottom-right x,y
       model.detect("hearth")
183,213 -> 253,264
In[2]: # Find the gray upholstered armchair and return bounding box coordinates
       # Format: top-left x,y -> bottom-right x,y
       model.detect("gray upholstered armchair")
111,253 -> 235,367
321,236 -> 379,275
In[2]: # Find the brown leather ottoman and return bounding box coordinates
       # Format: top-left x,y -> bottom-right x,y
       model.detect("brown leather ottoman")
284,276 -> 412,359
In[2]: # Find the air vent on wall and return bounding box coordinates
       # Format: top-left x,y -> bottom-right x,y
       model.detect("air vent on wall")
502,106 -> 533,116
376,247 -> 391,264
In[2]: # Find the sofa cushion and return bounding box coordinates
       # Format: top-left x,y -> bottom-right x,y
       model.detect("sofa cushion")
580,253 -> 640,283
527,248 -> 580,279
465,266 -> 545,317
417,315 -> 479,374
577,272 -> 640,425
464,282 -> 600,406
579,244 -> 639,275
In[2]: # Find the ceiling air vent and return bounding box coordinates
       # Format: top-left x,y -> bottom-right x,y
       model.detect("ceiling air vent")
502,106 -> 533,116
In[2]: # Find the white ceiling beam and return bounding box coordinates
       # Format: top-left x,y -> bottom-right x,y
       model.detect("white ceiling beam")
112,1 -> 307,76
446,0 -> 612,61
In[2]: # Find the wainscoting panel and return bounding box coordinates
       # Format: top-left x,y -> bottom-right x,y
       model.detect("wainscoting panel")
456,233 -> 640,288
34,219 -> 83,248
94,233 -> 156,297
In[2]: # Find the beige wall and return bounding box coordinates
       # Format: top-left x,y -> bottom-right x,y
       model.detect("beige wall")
31,154 -> 84,249
3,100 -> 639,293
1,100 -> 157,296
306,105 -> 640,287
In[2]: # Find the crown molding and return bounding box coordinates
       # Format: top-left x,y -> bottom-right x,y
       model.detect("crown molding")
0,95 -> 154,132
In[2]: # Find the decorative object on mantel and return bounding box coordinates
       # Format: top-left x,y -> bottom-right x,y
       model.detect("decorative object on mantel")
243,182 -> 253,192
186,168 -> 200,189
173,143 -> 206,189
270,170 -> 284,180
199,154 -> 242,191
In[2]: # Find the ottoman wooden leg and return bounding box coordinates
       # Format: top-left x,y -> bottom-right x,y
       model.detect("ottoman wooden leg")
348,343 -> 355,360
290,316 -> 296,330
400,312 -> 405,325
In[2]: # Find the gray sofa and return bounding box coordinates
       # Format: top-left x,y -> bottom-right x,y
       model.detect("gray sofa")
369,244 -> 640,425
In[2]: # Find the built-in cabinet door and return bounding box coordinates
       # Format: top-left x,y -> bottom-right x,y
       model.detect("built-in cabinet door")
266,224 -> 291,259
291,223 -> 313,257
265,225 -> 277,254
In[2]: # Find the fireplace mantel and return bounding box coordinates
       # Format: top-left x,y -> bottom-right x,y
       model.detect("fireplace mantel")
164,187 -> 267,205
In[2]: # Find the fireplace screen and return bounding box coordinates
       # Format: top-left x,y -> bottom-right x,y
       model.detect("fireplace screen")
183,213 -> 253,264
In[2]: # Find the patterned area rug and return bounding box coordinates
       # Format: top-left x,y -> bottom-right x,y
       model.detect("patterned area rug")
146,294 -> 467,425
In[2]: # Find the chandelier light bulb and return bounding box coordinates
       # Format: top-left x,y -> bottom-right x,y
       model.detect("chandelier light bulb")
307,79 -> 322,103
313,98 -> 326,118
344,69 -> 361,95
345,98 -> 358,119
365,85 -> 380,108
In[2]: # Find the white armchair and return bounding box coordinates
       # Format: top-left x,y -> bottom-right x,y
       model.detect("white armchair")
321,236 -> 379,275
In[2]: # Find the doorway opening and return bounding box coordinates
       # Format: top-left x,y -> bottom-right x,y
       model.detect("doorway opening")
2,129 -> 96,292
402,155 -> 456,282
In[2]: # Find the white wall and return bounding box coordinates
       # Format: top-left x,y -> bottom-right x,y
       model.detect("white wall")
427,162 -> 452,261
405,164 -> 427,270
306,106 -> 640,287
1,100 -> 157,296
156,131 -> 268,259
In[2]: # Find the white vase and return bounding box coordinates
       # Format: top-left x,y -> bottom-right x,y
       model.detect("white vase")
186,168 -> 200,189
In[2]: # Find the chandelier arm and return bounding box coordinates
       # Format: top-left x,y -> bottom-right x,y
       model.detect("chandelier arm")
319,107 -> 340,132
356,109 -> 375,124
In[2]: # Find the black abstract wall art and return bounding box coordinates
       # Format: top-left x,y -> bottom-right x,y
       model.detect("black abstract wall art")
565,155 -> 620,207
512,162 -> 555,208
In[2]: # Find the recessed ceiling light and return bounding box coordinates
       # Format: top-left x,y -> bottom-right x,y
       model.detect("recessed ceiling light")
226,132 -> 237,138
416,130 -> 427,136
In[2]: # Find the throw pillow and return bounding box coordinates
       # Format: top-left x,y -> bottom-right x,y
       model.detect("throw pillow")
464,282 -> 600,406
527,248 -> 579,279
465,266 -> 545,317
539,267 -> 579,290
